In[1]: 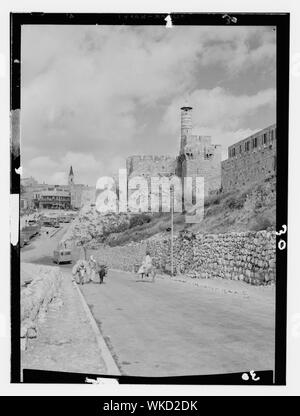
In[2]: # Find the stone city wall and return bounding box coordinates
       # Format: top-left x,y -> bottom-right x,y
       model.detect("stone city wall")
181,151 -> 222,196
126,155 -> 177,178
87,230 -> 276,286
221,125 -> 276,192
146,230 -> 276,285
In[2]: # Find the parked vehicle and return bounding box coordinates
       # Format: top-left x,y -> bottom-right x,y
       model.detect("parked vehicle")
42,218 -> 59,227
62,216 -> 71,223
20,222 -> 41,247
28,219 -> 38,226
43,220 -> 53,227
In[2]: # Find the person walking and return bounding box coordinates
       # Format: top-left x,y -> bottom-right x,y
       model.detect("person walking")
138,251 -> 153,279
89,255 -> 107,284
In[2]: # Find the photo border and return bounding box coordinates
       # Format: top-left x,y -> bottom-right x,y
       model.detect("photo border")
10,12 -> 289,385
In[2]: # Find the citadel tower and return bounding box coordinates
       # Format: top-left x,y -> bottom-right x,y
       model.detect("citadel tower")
126,104 -> 222,201
178,104 -> 222,196
180,105 -> 193,153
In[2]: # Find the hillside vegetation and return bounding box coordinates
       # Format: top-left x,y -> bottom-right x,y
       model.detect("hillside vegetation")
87,175 -> 276,247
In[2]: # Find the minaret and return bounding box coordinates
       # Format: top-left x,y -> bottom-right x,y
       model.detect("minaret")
68,166 -> 74,186
180,104 -> 193,153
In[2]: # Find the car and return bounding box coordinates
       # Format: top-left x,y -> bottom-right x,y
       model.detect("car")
42,220 -> 54,227
28,220 -> 38,226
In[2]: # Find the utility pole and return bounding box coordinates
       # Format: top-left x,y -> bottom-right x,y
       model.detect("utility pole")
170,185 -> 174,277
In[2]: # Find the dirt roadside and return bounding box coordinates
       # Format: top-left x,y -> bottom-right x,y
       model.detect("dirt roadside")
21,269 -> 108,378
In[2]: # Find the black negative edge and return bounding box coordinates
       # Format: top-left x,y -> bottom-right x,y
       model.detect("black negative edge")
274,13 -> 289,385
10,12 -> 21,383
22,369 -> 274,385
11,12 -> 289,385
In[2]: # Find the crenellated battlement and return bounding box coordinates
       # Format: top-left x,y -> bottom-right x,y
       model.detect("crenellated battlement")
126,154 -> 177,177
127,155 -> 175,163
125,104 -> 276,197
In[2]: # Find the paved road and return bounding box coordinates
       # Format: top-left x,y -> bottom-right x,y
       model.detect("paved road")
21,226 -> 275,378
21,223 -> 74,266
81,270 -> 275,377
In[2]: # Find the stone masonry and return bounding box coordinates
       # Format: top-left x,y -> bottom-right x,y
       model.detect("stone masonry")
177,106 -> 222,196
126,155 -> 177,179
221,124 -> 277,192
21,263 -> 63,350
147,230 -> 276,285
126,105 -> 276,199
126,105 -> 222,199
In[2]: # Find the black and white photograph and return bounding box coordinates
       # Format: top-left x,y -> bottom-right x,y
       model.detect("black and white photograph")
10,12 -> 289,386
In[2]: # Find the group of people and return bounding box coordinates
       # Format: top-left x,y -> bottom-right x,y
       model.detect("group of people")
72,255 -> 108,285
72,250 -> 155,285
89,255 -> 108,284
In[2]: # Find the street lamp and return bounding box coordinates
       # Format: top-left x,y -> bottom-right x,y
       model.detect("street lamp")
170,184 -> 174,277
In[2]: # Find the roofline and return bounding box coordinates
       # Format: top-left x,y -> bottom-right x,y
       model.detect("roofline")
228,124 -> 277,149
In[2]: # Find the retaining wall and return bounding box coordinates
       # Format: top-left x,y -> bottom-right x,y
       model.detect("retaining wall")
147,230 -> 276,285
21,263 -> 63,349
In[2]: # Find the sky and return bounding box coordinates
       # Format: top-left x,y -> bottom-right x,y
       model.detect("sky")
21,25 -> 276,186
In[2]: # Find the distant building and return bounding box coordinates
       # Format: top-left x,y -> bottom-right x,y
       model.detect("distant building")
35,189 -> 71,209
21,176 -> 38,188
21,167 -> 95,210
20,192 -> 33,210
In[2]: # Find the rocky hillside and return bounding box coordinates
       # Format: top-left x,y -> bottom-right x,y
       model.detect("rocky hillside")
72,175 -> 276,248
191,174 -> 276,234
106,175 -> 276,246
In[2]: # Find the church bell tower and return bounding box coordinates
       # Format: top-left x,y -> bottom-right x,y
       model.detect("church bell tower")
68,166 -> 74,186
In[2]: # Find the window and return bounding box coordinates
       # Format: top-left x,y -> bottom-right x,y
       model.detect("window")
239,145 -> 242,153
231,148 -> 236,157
253,137 -> 258,148
245,141 -> 250,151
263,133 -> 267,145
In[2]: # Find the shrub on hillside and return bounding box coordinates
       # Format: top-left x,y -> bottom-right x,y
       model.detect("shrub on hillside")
225,194 -> 247,210
249,214 -> 273,231
129,213 -> 152,229
205,204 -> 221,217
204,194 -> 221,207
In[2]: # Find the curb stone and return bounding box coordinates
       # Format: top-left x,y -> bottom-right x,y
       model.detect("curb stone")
72,280 -> 121,377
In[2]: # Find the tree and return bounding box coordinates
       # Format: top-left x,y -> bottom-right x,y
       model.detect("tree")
68,219 -> 101,260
